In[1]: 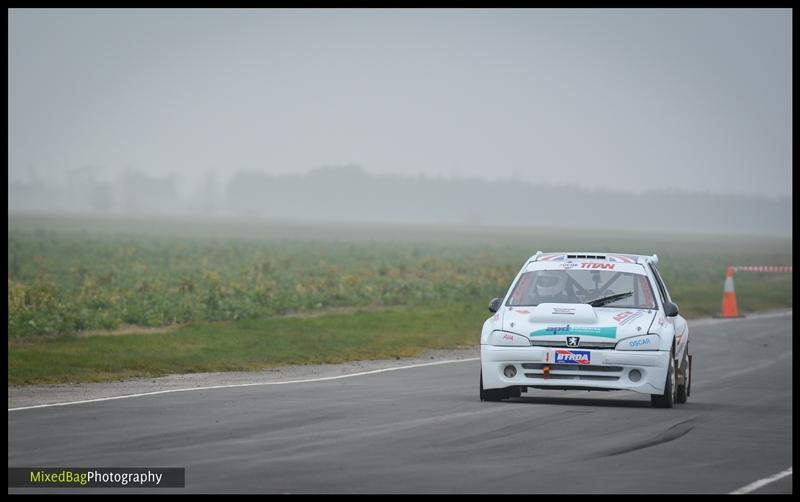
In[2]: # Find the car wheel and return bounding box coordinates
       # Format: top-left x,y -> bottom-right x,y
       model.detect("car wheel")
651,353 -> 676,408
686,354 -> 692,396
687,354 -> 692,397
676,346 -> 690,404
480,371 -> 505,402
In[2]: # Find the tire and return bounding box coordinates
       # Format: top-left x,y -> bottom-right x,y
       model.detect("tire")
687,354 -> 692,397
676,346 -> 690,404
651,353 -> 676,408
480,371 -> 505,402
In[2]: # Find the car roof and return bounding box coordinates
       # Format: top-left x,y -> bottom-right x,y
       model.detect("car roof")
529,251 -> 658,265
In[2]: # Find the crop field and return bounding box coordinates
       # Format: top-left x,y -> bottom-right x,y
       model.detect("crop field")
8,213 -> 794,339
8,213 -> 792,384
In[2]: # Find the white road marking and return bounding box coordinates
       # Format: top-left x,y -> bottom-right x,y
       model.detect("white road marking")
9,310 -> 792,412
688,310 -> 791,329
730,467 -> 792,494
7,358 -> 480,412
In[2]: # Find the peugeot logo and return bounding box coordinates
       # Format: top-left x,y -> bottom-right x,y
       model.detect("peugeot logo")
566,336 -> 580,347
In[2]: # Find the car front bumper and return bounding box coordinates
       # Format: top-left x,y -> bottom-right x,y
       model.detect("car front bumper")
481,345 -> 670,395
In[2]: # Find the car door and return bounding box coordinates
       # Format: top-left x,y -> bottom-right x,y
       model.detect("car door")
650,264 -> 689,361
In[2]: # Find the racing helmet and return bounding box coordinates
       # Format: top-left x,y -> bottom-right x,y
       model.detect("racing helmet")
535,271 -> 567,297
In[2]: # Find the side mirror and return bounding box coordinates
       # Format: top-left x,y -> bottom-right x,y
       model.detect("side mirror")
664,301 -> 679,317
488,297 -> 503,313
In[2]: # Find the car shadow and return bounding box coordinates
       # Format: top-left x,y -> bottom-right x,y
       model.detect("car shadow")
503,394 -> 653,408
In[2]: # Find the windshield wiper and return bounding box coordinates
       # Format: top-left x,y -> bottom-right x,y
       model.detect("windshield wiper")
586,291 -> 633,307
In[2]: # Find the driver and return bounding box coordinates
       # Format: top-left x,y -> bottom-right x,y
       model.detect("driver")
534,271 -> 571,303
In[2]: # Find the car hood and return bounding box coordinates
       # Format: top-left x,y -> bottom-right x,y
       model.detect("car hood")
501,303 -> 656,343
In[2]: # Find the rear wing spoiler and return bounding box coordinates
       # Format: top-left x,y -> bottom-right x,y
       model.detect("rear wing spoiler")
638,254 -> 658,265
532,251 -> 658,265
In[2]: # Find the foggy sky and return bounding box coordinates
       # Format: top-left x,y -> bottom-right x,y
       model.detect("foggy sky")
8,9 -> 792,198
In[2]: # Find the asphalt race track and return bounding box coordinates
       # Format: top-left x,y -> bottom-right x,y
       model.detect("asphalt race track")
8,313 -> 792,493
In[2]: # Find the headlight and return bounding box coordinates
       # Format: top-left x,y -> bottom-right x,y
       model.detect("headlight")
615,334 -> 660,351
489,330 -> 531,347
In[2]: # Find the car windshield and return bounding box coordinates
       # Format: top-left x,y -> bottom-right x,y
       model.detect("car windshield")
506,269 -> 657,309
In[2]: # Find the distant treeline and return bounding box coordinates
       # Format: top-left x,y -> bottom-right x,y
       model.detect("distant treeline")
9,165 -> 791,235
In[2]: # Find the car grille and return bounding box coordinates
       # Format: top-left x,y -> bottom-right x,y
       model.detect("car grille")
530,340 -> 616,349
521,362 -> 623,382
523,374 -> 620,381
521,363 -> 623,372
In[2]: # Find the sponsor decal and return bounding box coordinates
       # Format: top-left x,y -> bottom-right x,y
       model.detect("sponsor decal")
579,263 -> 616,269
492,314 -> 500,321
530,326 -> 618,339
628,337 -> 652,348
502,334 -> 515,341
658,316 -> 669,328
613,311 -> 633,322
566,336 -> 580,347
559,261 -> 580,269
514,309 -> 531,314
552,307 -> 576,315
612,310 -> 646,325
554,349 -> 591,365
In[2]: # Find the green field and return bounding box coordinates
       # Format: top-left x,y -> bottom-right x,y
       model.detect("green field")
7,213 -> 792,385
9,303 -> 487,385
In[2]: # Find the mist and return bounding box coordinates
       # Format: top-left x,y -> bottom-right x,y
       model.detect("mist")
8,9 -> 792,234
7,165 -> 791,236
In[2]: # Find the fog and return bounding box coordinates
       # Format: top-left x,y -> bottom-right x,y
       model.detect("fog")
8,9 -> 792,234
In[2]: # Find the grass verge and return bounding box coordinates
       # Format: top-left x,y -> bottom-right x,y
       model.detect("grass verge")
8,303 -> 486,386
8,284 -> 792,387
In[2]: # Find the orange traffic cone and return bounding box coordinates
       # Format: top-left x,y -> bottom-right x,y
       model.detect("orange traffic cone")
714,266 -> 745,318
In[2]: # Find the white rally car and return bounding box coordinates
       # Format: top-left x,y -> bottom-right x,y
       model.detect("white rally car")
480,252 -> 691,408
